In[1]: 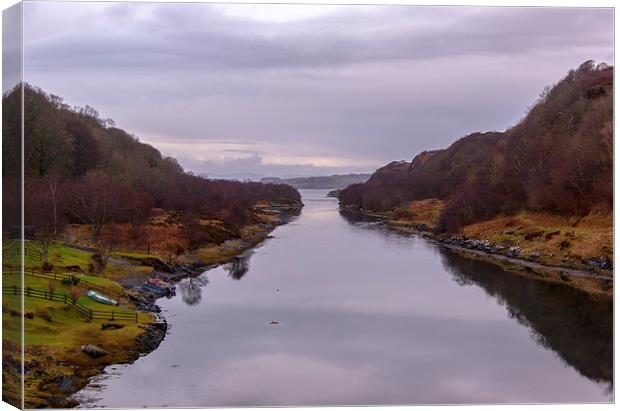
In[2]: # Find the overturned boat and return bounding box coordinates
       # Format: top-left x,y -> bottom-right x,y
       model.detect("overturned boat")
86,290 -> 118,306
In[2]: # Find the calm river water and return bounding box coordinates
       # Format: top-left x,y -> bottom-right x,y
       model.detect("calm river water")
76,189 -> 613,407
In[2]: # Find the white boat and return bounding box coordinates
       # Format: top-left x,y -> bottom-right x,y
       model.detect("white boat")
86,290 -> 118,306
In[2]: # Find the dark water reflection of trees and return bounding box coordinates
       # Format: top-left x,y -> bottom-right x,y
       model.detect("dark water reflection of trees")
177,252 -> 254,306
178,276 -> 209,306
439,251 -> 613,389
225,253 -> 252,280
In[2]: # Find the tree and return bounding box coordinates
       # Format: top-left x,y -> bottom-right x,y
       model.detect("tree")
64,119 -> 100,176
47,281 -> 56,297
23,85 -> 70,177
69,285 -> 84,305
24,175 -> 68,266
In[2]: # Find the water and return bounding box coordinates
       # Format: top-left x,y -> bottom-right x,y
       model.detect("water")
76,189 -> 613,407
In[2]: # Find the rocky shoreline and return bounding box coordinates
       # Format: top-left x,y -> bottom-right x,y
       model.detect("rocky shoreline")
341,207 -> 613,298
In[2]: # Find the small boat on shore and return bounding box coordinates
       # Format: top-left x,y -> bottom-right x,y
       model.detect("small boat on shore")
86,290 -> 118,306
143,278 -> 176,296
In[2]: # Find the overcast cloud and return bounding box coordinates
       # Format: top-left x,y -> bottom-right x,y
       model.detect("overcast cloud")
13,2 -> 614,178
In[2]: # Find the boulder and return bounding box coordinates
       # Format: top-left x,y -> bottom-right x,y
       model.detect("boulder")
81,345 -> 107,358
101,323 -> 124,331
506,247 -> 522,258
528,252 -> 541,260
54,375 -> 76,394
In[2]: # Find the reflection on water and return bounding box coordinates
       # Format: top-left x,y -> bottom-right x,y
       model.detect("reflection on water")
76,189 -> 613,407
226,252 -> 252,280
177,276 -> 209,306
440,251 -> 613,388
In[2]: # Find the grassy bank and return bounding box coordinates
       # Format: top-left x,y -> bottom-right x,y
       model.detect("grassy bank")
2,242 -> 159,408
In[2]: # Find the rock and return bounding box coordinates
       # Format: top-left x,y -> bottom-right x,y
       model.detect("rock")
45,395 -> 78,409
528,252 -> 541,260
101,323 -> 124,331
506,247 -> 521,258
135,322 -> 167,353
54,375 -> 75,394
189,261 -> 207,271
65,265 -> 83,273
412,223 -> 430,232
172,263 -> 192,274
81,345 -> 107,358
35,309 -> 52,322
582,256 -> 611,270
129,292 -> 160,313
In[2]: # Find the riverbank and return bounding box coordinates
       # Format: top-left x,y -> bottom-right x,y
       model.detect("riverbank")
340,202 -> 613,298
2,203 -> 302,408
2,276 -> 166,408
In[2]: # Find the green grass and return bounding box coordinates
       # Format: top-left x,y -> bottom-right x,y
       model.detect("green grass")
3,270 -> 126,299
48,244 -> 92,270
79,274 -> 125,295
3,291 -> 153,408
3,240 -> 157,408
2,240 -> 44,267
3,294 -> 151,347
2,286 -> 151,337
2,241 -> 93,270
101,264 -> 154,283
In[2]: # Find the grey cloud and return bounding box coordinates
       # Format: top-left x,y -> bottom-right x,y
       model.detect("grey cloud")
2,3 -> 22,93
24,5 -> 612,72
20,2 -> 614,178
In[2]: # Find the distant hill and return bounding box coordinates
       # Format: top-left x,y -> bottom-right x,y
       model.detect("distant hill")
260,174 -> 371,189
339,61 -> 613,232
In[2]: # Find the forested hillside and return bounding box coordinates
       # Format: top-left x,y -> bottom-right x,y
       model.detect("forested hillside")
2,84 -> 301,247
340,61 -> 613,232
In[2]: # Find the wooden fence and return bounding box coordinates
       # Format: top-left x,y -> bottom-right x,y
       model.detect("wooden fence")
2,242 -> 45,262
2,267 -> 123,298
2,285 -> 143,323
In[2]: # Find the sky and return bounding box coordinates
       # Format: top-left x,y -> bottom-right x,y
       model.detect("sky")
7,2 -> 615,179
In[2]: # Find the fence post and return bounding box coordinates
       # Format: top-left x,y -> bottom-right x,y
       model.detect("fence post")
89,309 -> 92,320
26,287 -> 31,297
64,294 -> 67,304
13,285 -> 17,295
